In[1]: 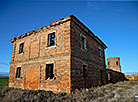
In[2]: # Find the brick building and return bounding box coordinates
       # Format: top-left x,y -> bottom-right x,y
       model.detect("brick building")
107,57 -> 121,72
9,15 -> 108,94
107,57 -> 127,83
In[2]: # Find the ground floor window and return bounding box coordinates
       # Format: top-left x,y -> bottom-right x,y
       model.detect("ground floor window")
83,65 -> 87,79
46,64 -> 54,80
16,67 -> 21,78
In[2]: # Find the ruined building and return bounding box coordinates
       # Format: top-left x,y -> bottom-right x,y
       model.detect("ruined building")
107,57 -> 126,83
107,57 -> 121,72
9,15 -> 108,94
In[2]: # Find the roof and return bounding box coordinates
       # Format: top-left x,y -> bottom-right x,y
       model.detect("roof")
107,69 -> 124,74
10,15 -> 107,48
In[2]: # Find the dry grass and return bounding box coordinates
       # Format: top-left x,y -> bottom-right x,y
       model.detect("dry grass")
0,80 -> 138,102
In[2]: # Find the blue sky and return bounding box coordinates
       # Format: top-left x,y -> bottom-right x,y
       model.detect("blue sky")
0,0 -> 138,74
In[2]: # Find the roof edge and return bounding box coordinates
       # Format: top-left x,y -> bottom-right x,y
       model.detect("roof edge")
10,15 -> 72,43
71,15 -> 107,49
10,15 -> 108,49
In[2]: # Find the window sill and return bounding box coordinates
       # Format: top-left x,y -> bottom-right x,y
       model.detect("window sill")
19,52 -> 24,55
81,48 -> 87,52
99,56 -> 103,58
45,77 -> 56,81
46,45 -> 57,49
16,78 -> 21,80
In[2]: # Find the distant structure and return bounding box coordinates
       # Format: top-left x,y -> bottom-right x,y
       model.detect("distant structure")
107,57 -> 127,83
125,74 -> 138,80
107,57 -> 121,72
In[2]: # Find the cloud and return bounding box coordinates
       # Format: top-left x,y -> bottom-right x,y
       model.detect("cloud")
125,72 -> 138,75
0,62 -> 9,66
87,1 -> 106,16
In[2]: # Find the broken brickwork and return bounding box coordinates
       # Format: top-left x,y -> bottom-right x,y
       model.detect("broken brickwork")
9,15 -> 108,94
107,69 -> 127,83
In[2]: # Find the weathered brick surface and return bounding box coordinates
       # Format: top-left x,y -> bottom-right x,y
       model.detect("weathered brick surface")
9,19 -> 71,93
9,15 -> 111,94
107,57 -> 121,72
107,57 -> 127,83
107,69 -> 126,83
70,18 -> 108,90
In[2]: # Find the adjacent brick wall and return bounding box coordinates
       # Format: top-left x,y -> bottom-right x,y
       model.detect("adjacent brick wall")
70,18 -> 108,90
107,69 -> 127,83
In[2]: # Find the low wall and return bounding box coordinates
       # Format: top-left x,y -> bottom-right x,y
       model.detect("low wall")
107,69 -> 127,83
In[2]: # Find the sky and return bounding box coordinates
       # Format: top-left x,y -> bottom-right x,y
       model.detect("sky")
0,0 -> 138,74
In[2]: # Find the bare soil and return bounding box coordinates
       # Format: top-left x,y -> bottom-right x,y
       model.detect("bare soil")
0,80 -> 138,102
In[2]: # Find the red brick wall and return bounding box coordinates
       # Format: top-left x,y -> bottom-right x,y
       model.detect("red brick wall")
9,20 -> 72,93
107,57 -> 121,72
70,19 -> 108,90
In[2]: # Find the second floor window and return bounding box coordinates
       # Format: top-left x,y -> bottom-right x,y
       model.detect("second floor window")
98,47 -> 102,57
47,33 -> 55,47
16,67 -> 21,78
116,61 -> 118,65
108,62 -> 110,65
81,36 -> 86,49
19,43 -> 24,54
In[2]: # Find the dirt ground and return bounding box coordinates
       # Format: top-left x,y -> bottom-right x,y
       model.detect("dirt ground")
0,80 -> 138,102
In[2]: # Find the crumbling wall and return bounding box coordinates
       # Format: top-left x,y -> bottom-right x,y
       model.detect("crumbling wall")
107,69 -> 127,83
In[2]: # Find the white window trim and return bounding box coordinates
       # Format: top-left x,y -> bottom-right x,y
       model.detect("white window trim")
46,31 -> 57,49
46,45 -> 56,49
98,47 -> 102,57
18,41 -> 24,54
80,33 -> 87,51
82,62 -> 87,66
45,62 -> 56,80
82,63 -> 88,70
82,63 -> 87,79
15,65 -> 22,79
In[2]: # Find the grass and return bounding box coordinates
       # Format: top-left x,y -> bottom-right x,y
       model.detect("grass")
0,77 -> 9,87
